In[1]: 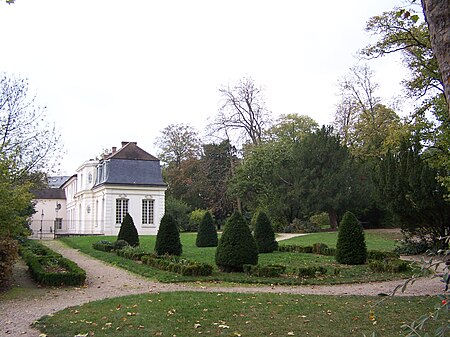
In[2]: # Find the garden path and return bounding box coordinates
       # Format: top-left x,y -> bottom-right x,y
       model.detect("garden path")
0,238 -> 443,337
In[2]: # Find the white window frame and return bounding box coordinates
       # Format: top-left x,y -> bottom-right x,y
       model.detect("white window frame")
142,199 -> 155,227
115,198 -> 129,226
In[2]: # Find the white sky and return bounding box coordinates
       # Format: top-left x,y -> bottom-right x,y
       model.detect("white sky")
0,0 -> 413,174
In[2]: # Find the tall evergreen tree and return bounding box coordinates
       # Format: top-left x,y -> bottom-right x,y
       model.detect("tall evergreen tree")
253,211 -> 278,253
336,211 -> 367,265
117,213 -> 139,247
196,211 -> 218,247
215,211 -> 258,272
154,213 -> 182,256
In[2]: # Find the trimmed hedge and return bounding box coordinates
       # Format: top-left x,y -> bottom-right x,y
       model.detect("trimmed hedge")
115,246 -> 149,261
336,211 -> 367,265
253,211 -> 278,253
297,266 -> 327,278
20,241 -> 86,286
196,211 -> 218,247
243,264 -> 286,277
155,214 -> 182,256
368,259 -> 409,273
141,254 -> 213,276
278,245 -> 313,253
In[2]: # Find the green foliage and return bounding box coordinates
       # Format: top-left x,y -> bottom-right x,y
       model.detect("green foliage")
141,254 -> 213,276
164,196 -> 190,231
117,213 -> 139,247
379,139 -> 450,248
215,211 -> 258,272
115,246 -> 149,261
0,238 -> 18,288
277,245 -> 313,254
253,211 -> 278,253
19,241 -> 86,286
92,240 -> 114,252
297,266 -> 327,278
368,259 -> 409,273
189,209 -> 206,232
243,264 -> 286,277
195,211 -> 218,247
113,239 -> 129,251
309,212 -> 330,229
155,213 -> 182,256
336,211 -> 367,265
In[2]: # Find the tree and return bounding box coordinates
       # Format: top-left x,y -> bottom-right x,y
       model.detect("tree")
117,213 -> 139,247
0,73 -> 62,176
421,0 -> 450,113
196,211 -> 218,247
215,211 -> 258,272
154,123 -> 201,168
154,213 -> 182,256
379,138 -> 450,248
209,77 -> 272,146
164,196 -> 191,232
335,211 -> 367,265
253,211 -> 278,253
266,114 -> 318,144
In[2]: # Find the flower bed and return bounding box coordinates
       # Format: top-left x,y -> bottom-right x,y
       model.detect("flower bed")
20,240 -> 86,286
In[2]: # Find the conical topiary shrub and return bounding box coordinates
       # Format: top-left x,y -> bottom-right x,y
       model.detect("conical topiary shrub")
117,213 -> 139,247
336,211 -> 367,265
215,211 -> 258,272
196,211 -> 218,247
253,211 -> 278,253
155,213 -> 182,256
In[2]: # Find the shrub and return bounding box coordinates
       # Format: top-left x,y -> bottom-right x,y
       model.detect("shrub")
297,266 -> 327,278
368,259 -> 409,273
165,196 -> 190,231
0,238 -> 18,288
189,209 -> 207,232
336,211 -> 367,265
196,211 -> 218,247
141,254 -> 213,276
243,264 -> 286,277
393,237 -> 434,255
113,239 -> 129,251
312,242 -> 329,254
367,250 -> 399,261
92,240 -> 114,252
115,245 -> 149,260
277,245 -> 313,253
309,212 -> 330,229
215,211 -> 258,272
253,211 -> 278,253
155,213 -> 182,256
117,213 -> 139,247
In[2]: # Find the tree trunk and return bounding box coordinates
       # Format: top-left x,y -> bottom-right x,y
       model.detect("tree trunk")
421,0 -> 450,113
328,209 -> 338,230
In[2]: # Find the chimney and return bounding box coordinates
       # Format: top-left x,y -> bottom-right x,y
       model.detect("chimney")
121,141 -> 128,147
112,147 -> 117,153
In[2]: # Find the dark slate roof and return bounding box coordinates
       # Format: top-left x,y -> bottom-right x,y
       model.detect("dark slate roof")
96,159 -> 166,187
32,188 -> 66,199
48,176 -> 71,188
105,142 -> 159,161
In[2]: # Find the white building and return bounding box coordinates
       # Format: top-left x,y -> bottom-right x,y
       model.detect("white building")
29,141 -> 167,237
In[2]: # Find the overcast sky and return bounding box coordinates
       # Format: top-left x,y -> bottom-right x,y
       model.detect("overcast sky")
0,0 -> 413,174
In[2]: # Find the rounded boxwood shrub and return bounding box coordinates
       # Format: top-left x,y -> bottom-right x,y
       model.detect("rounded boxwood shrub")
155,213 -> 182,256
336,211 -> 367,265
196,211 -> 218,247
117,213 -> 139,247
253,211 -> 278,253
215,211 -> 258,272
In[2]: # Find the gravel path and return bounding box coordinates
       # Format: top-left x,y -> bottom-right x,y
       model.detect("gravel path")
0,239 -> 444,337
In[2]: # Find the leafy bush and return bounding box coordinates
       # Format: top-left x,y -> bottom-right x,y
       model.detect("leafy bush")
393,237 -> 434,255
196,211 -> 218,247
141,254 -> 213,276
253,211 -> 278,253
312,242 -> 329,254
189,209 -> 207,232
367,250 -> 399,261
309,212 -> 330,229
243,264 -> 286,277
92,240 -> 114,252
165,196 -> 190,231
0,238 -> 18,288
297,266 -> 327,278
278,245 -> 313,253
115,245 -> 149,260
117,213 -> 139,247
368,259 -> 409,273
155,213 -> 182,256
336,211 -> 367,265
215,211 -> 258,272
113,239 -> 129,251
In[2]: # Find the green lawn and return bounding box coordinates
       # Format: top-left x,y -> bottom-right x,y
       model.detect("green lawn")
34,291 -> 445,337
59,230 -> 419,286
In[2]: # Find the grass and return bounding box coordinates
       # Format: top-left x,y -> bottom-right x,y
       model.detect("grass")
59,230 -> 420,286
33,291 -> 446,337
